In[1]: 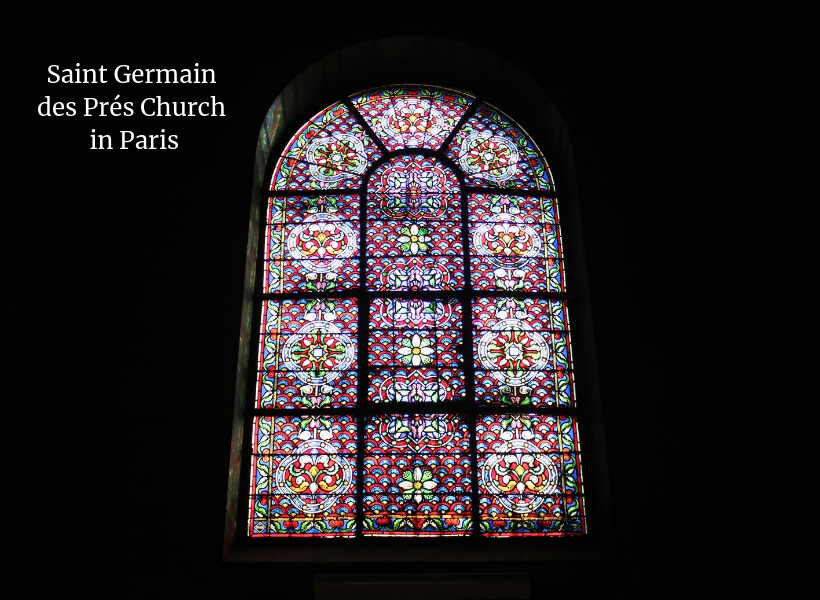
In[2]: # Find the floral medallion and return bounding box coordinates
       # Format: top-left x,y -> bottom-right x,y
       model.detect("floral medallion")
480,438 -> 559,514
473,214 -> 541,270
273,438 -> 353,513
458,130 -> 518,182
286,214 -> 356,274
282,321 -> 355,385
477,319 -> 549,386
396,223 -> 432,255
380,99 -> 445,147
398,466 -> 437,503
369,155 -> 458,217
397,332 -> 435,367
306,133 -> 367,182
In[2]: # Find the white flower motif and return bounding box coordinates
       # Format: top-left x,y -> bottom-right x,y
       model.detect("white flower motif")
397,333 -> 435,366
397,467 -> 437,503
396,224 -> 432,255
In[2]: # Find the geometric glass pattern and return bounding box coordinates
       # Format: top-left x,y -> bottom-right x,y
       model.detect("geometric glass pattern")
248,85 -> 585,537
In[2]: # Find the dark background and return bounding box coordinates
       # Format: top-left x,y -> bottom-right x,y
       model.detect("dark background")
7,5 -> 810,597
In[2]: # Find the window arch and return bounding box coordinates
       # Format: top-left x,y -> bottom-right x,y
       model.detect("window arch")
225,37 -> 612,562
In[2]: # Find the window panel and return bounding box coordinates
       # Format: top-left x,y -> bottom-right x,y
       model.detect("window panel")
350,85 -> 474,152
256,299 -> 358,410
445,104 -> 553,190
473,297 -> 573,382
264,194 -> 361,293
476,414 -> 584,536
468,192 -> 565,292
363,413 -> 472,536
271,102 -> 383,191
250,415 -> 358,537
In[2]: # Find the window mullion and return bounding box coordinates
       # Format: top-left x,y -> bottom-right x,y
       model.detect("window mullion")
356,181 -> 368,538
457,168 -> 481,537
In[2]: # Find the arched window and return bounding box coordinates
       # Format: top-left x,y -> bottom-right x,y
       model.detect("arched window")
224,38 -> 612,562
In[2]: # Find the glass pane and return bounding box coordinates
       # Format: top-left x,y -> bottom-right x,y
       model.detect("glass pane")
368,298 -> 465,404
271,102 -> 383,191
468,192 -> 564,292
350,85 -> 474,152
365,154 -> 464,291
445,103 -> 552,190
363,414 -> 472,536
476,413 -> 584,536
265,194 -> 361,293
472,297 -> 574,408
249,415 -> 358,537
256,298 -> 358,409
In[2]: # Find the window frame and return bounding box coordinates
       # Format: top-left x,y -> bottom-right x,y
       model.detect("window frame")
224,37 -> 614,563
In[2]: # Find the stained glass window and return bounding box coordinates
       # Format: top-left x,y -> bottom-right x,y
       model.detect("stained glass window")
248,85 -> 585,538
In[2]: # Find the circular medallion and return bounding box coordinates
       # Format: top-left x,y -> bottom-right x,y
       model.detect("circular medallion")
274,439 -> 353,513
458,130 -> 519,182
473,214 -> 541,270
306,133 -> 367,182
477,319 -> 549,386
480,438 -> 559,514
286,214 -> 356,274
380,99 -> 445,146
367,154 -> 459,217
282,321 -> 355,384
